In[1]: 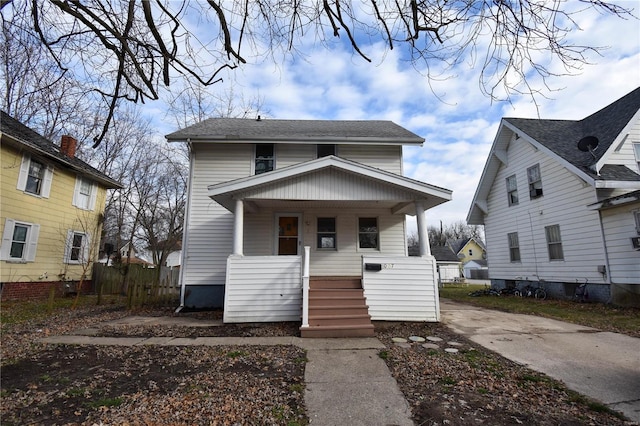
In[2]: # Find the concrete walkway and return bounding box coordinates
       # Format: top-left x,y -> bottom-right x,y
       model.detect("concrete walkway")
440,299 -> 640,424
42,332 -> 413,426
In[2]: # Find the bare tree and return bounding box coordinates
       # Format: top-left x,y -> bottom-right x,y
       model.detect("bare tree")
1,0 -> 632,145
427,220 -> 484,247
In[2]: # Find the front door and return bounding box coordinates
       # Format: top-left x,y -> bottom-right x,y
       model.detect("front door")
276,214 -> 301,255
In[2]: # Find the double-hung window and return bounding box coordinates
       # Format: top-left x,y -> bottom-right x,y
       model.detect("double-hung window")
17,154 -> 53,197
73,176 -> 97,210
507,232 -> 520,262
358,217 -> 379,250
545,225 -> 564,261
0,219 -> 40,262
64,230 -> 89,264
317,217 -> 336,249
527,164 -> 543,199
254,144 -> 274,174
506,175 -> 518,206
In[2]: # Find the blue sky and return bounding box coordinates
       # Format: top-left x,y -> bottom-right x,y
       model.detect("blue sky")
147,2 -> 640,232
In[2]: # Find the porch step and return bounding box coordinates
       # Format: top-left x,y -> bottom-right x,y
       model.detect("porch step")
300,324 -> 375,338
310,277 -> 362,289
301,282 -> 374,338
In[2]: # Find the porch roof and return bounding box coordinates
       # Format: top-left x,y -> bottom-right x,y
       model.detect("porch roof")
208,156 -> 452,214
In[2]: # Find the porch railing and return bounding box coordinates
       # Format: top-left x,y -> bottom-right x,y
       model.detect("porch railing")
301,246 -> 310,328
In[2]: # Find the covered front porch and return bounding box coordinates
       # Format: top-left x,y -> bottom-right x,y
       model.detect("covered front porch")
209,156 -> 451,336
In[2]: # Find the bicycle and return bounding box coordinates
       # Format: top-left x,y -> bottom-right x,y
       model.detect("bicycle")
468,285 -> 501,297
574,279 -> 589,303
519,283 -> 546,300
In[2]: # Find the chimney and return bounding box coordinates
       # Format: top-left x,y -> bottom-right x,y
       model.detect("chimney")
60,135 -> 77,158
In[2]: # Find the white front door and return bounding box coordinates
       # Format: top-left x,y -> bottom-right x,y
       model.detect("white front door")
276,214 -> 302,255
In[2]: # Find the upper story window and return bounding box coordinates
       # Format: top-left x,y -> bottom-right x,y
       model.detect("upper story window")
358,217 -> 379,250
255,144 -> 274,175
634,210 -> 640,235
506,175 -> 518,206
73,176 -> 97,210
507,232 -> 521,262
468,249 -> 473,256
317,144 -> 336,158
17,154 -> 53,198
633,142 -> 640,172
0,219 -> 40,262
317,217 -> 336,249
545,224 -> 564,261
527,164 -> 543,199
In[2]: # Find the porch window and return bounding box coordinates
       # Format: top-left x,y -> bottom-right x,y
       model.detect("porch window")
527,164 -> 543,199
358,217 -> 379,250
506,174 -> 518,206
317,144 -> 336,158
545,224 -> 564,261
255,144 -> 274,174
317,217 -> 336,249
507,232 -> 520,262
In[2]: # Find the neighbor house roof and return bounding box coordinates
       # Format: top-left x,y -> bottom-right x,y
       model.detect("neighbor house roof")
447,237 -> 486,255
429,245 -> 461,262
1,111 -> 122,189
165,117 -> 425,145
467,87 -> 640,224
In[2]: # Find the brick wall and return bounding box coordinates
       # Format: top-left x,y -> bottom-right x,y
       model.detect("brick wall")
1,280 -> 93,301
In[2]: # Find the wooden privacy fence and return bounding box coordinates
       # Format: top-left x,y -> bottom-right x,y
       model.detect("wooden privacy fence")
92,264 -> 180,307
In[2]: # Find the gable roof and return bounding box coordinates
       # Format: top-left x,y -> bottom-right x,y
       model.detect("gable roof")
503,87 -> 640,175
166,118 -> 424,145
1,111 -> 122,189
467,88 -> 640,224
208,155 -> 452,213
447,237 -> 486,255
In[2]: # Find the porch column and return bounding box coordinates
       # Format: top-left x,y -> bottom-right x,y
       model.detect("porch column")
415,201 -> 431,256
233,198 -> 244,256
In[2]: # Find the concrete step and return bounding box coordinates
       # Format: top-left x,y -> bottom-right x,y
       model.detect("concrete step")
300,324 -> 375,338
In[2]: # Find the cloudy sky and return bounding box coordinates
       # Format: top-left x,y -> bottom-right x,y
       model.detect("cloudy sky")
149,1 -> 639,233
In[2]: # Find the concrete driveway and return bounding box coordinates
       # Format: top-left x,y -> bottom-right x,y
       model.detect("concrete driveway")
440,299 -> 640,424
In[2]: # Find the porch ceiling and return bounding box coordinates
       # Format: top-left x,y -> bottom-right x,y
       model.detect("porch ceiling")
241,199 -> 413,214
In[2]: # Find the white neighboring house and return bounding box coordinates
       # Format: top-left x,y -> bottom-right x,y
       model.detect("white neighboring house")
468,87 -> 640,307
167,118 -> 452,337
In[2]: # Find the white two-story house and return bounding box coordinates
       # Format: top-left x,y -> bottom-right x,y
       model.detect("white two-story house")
468,87 -> 640,307
167,118 -> 452,336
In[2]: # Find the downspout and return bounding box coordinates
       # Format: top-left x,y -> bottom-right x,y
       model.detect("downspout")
175,140 -> 194,313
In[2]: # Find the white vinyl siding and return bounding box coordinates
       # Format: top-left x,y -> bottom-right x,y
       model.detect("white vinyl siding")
72,176 -> 98,210
483,133 -> 607,283
599,205 -> 640,283
0,219 -> 40,262
362,255 -> 439,321
606,116 -> 640,170
339,145 -> 403,174
16,154 -> 53,198
223,255 -> 302,322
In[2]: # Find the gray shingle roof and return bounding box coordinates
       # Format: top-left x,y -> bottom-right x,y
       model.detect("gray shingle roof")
1,110 -> 122,188
165,118 -> 424,144
505,87 -> 640,179
429,245 -> 460,262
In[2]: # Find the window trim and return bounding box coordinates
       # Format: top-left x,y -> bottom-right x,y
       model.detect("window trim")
507,232 -> 521,262
527,164 -> 543,199
633,142 -> 640,173
357,217 -> 379,251
633,210 -> 640,235
0,219 -> 40,262
506,174 -> 518,206
316,217 -> 337,250
64,230 -> 90,264
254,143 -> 275,175
16,154 -> 53,198
73,176 -> 98,210
545,224 -> 564,261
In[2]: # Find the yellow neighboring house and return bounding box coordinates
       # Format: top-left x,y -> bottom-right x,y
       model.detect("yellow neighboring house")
446,237 -> 487,264
1,111 -> 121,300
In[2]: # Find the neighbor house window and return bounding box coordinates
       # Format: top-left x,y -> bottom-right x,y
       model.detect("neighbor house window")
317,217 -> 336,249
73,176 -> 97,210
507,232 -> 521,262
545,225 -> 564,261
634,143 -> 640,172
358,217 -> 379,249
254,144 -> 274,174
506,175 -> 518,206
634,210 -> 640,235
317,144 -> 336,158
17,154 -> 52,197
528,164 -> 543,199
0,219 -> 39,262
64,230 -> 89,264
